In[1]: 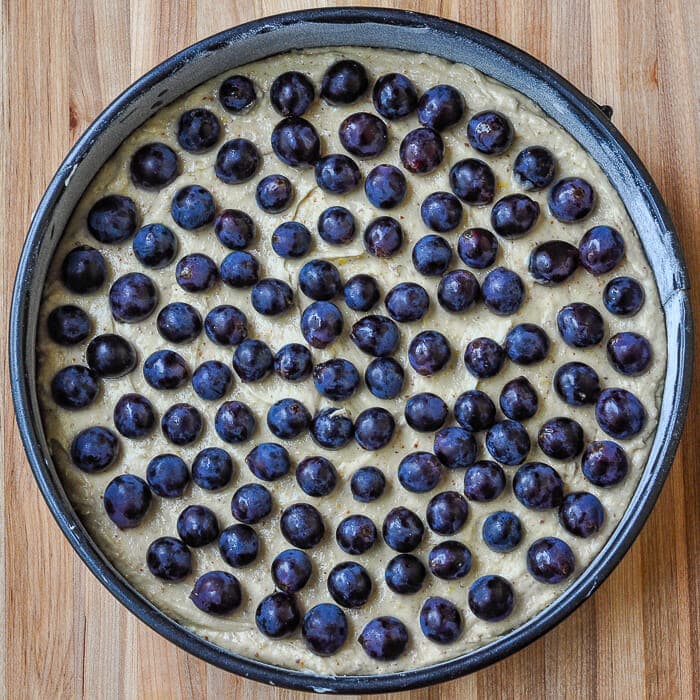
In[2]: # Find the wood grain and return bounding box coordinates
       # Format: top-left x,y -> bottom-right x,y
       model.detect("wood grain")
2,1 -> 698,698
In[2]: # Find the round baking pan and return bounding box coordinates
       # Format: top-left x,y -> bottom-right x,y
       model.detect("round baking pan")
9,7 -> 692,694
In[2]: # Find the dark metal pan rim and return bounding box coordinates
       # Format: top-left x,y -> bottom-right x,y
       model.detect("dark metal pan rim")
9,7 -> 692,694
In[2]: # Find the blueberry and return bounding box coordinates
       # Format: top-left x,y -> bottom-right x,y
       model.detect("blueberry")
420,597 -> 462,644
219,75 -> 256,112
557,303 -> 604,347
364,357 -> 404,400
272,549 -> 312,593
86,334 -> 136,378
457,227 -> 498,269
214,400 -> 256,444
246,442 -> 291,481
318,206 -> 356,245
192,447 -> 233,491
271,116 -> 321,169
486,420 -> 530,466
255,592 -> 300,638
454,390 -> 496,432
399,127 -> 444,175
467,111 -> 513,154
232,339 -> 273,381
351,314 -> 399,357
87,194 -> 138,244
449,159 -> 495,206
438,270 -> 481,313
231,483 -> 272,523
177,504 -> 219,547
382,507 -> 424,552
104,474 -> 152,529
215,209 -> 255,250
204,305 -> 247,345
358,617 -> 408,661
338,112 -> 388,159
321,59 -> 368,104
299,260 -> 342,301
310,408 -> 354,450
579,225 -> 625,274
190,571 -> 242,615
171,185 -> 215,230
301,301 -> 344,349
176,253 -> 218,292
527,537 -> 575,583
607,332 -> 652,375
529,240 -> 580,285
351,466 -> 386,502
271,221 -> 312,259
405,393 -> 448,432
560,491 -> 605,538
255,174 -> 294,213
328,561 -> 372,608
130,142 -> 179,190
51,365 -> 100,409
266,398 -> 311,439
270,71 -> 315,116
504,323 -> 550,365
146,537 -> 191,581
336,515 -> 378,555
315,154 -> 361,194
549,177 -> 595,222
604,276 -> 645,316
132,223 -> 177,269
157,302 -> 203,343
408,331 -> 452,376
372,73 -> 418,119
192,360 -> 232,401
513,462 -> 564,509
70,426 -> 119,473
426,491 -> 469,535
595,388 -> 646,439
513,146 -> 556,190
420,192 -> 462,233
215,138 -> 260,184
463,337 -> 505,379
499,376 -> 538,421
177,108 -> 221,153
418,84 -> 465,131
161,403 -> 202,446
344,274 -> 380,311
142,349 -> 188,390
428,541 -> 472,580
302,604 -> 348,656
354,407 -> 395,451
463,461 -> 506,502
412,234 -> 453,276
46,304 -> 92,345
491,194 -> 540,238
553,361 -> 601,407
219,523 -> 259,566
251,278 -> 294,315
385,282 -> 429,322
538,417 -> 584,459
364,164 -> 407,209
296,456 -> 338,497
61,245 -> 106,293
468,575 -> 514,621
280,503 -> 325,549
581,440 -> 628,486
113,393 -> 155,438
274,343 -> 313,382
482,511 -> 522,552
398,452 -> 443,493
364,216 -> 404,258
384,554 -> 426,594
109,272 -> 158,322
433,426 -> 477,469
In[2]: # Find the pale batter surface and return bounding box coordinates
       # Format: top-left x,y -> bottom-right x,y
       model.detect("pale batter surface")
37,47 -> 665,675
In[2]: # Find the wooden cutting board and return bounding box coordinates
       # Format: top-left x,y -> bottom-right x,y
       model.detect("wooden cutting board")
2,1 -> 698,697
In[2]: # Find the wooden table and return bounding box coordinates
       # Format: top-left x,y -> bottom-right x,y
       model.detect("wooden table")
2,1 -> 698,697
